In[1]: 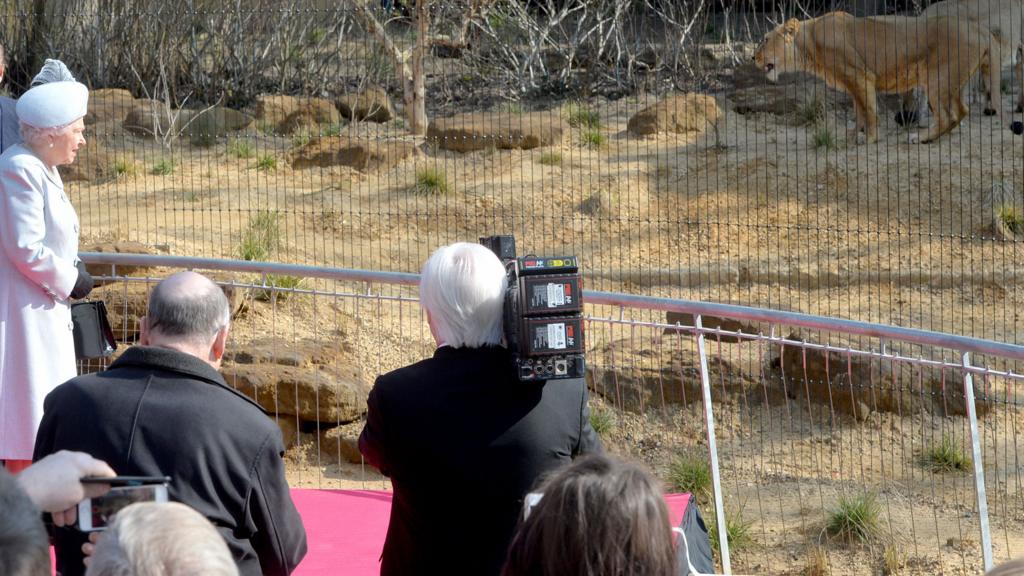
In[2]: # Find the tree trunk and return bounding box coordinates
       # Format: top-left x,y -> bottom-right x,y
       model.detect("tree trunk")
408,0 -> 429,135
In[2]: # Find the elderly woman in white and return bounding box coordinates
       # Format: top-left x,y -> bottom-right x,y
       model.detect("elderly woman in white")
0,81 -> 94,473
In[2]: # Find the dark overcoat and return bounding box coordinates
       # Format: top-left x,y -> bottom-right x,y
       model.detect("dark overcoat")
33,346 -> 307,576
358,344 -> 603,576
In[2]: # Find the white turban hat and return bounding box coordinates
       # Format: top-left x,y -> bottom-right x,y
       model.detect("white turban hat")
16,81 -> 88,129
31,59 -> 76,87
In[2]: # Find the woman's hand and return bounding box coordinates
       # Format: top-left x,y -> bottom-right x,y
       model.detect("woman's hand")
70,260 -> 94,299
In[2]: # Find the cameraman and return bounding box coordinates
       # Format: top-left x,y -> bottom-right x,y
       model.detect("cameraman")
359,242 -> 602,576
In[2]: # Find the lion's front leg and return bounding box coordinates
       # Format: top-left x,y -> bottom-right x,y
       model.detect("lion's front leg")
845,78 -> 878,144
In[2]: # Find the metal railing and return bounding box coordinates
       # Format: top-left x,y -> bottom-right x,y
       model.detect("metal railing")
81,252 -> 1024,574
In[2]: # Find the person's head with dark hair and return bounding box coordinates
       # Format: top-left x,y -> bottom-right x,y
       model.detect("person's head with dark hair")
140,271 -> 231,368
502,454 -> 676,576
0,468 -> 50,576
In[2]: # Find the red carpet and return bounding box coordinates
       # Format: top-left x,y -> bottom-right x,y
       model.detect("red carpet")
291,489 -> 693,576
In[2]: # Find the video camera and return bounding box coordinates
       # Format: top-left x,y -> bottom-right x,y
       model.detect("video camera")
480,235 -> 585,382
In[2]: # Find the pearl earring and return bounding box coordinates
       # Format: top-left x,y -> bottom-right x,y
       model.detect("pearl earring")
48,142 -> 54,148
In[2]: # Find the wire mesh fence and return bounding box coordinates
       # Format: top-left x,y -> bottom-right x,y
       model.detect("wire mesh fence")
82,253 -> 1024,575
2,0 -> 1020,347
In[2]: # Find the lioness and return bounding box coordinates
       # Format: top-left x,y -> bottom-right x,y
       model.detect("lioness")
754,12 -> 1005,143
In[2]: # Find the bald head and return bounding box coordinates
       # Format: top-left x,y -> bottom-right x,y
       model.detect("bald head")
144,272 -> 230,355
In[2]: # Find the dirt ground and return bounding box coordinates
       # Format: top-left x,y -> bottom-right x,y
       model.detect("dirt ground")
70,75 -> 1024,574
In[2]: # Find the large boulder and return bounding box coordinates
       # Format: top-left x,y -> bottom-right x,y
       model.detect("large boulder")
58,141 -> 115,183
255,95 -> 340,130
663,310 -> 763,344
336,86 -> 394,123
80,241 -> 154,282
221,338 -> 368,425
586,335 -> 750,412
767,332 -> 993,419
123,99 -> 176,137
87,89 -> 136,125
182,106 -> 253,139
427,112 -> 568,152
290,136 -> 415,172
627,94 -> 722,136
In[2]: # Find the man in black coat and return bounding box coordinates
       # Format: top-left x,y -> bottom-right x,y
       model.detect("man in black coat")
33,271 -> 307,576
359,242 -> 603,576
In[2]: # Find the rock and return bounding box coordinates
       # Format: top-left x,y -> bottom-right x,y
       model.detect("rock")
427,112 -> 568,152
290,136 -> 415,172
58,141 -> 115,183
87,89 -> 136,125
182,106 -> 253,139
255,95 -> 340,130
585,335 -> 750,412
279,110 -> 321,136
79,241 -> 154,282
222,361 -> 367,424
700,42 -> 757,67
627,94 -> 722,136
321,425 -> 364,464
730,85 -> 806,117
663,311 -> 763,343
123,99 -> 176,137
768,332 -> 992,418
90,282 -> 150,343
336,87 -> 394,123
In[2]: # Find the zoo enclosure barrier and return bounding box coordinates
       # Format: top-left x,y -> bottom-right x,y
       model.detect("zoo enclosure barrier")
81,252 -> 1024,575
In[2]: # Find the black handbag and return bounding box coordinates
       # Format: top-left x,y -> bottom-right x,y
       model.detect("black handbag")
71,300 -> 117,359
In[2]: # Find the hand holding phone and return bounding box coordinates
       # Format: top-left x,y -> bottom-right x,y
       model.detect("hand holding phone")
78,477 -> 170,532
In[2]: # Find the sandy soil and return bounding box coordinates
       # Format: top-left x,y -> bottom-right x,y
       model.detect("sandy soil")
69,77 -> 1024,574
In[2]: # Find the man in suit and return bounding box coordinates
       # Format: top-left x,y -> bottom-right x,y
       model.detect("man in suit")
34,271 -> 307,576
359,242 -> 603,576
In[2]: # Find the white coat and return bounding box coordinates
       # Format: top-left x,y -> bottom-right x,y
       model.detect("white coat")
0,143 -> 80,460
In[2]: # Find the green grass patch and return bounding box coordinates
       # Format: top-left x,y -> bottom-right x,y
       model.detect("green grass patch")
256,274 -> 304,301
923,435 -> 972,473
497,101 -> 524,114
565,102 -> 601,129
291,133 -> 312,149
812,124 -> 836,150
826,492 -> 882,544
255,154 -> 278,171
238,210 -> 281,262
803,546 -> 829,576
589,408 -> 616,436
413,167 -> 450,196
323,123 -> 343,137
151,159 -> 175,176
536,151 -> 563,166
797,95 -> 824,126
998,205 -> 1024,235
113,159 -> 137,177
709,510 -> 755,554
581,129 -> 606,149
228,139 -> 256,159
667,452 -> 711,499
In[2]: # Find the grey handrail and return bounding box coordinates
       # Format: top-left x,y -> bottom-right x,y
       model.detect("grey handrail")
80,252 -> 1024,362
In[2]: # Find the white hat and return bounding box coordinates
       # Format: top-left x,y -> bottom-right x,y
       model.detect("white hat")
16,81 -> 88,129
31,59 -> 76,87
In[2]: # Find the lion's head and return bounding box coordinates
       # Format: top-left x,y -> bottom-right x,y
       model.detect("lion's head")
754,18 -> 801,82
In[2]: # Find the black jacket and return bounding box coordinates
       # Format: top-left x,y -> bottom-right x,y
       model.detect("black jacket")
33,346 -> 307,576
358,345 -> 602,576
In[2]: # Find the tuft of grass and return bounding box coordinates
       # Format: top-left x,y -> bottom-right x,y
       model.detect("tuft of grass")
998,205 -> 1024,235
497,101 -> 524,114
323,123 -> 343,137
797,95 -> 825,126
228,139 -> 256,159
291,133 -> 312,149
581,129 -> 606,149
255,154 -> 278,171
812,124 -> 836,150
151,159 -> 175,176
412,167 -> 450,196
709,510 -> 755,554
826,492 -> 882,544
256,274 -> 303,302
536,151 -> 563,166
803,546 -> 830,576
667,452 -> 711,499
882,544 -> 907,575
565,102 -> 602,129
238,210 -> 281,261
923,435 -> 972,473
113,159 -> 137,177
589,408 -> 617,436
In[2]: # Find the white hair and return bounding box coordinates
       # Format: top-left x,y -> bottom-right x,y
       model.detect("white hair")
85,502 -> 238,576
419,242 -> 508,348
19,121 -> 75,150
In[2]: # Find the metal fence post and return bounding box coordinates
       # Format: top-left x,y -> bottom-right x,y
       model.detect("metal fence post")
962,352 -> 993,572
695,315 -> 731,573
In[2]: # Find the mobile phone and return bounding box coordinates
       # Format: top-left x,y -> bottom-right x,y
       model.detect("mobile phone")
77,483 -> 169,532
80,476 -> 172,486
